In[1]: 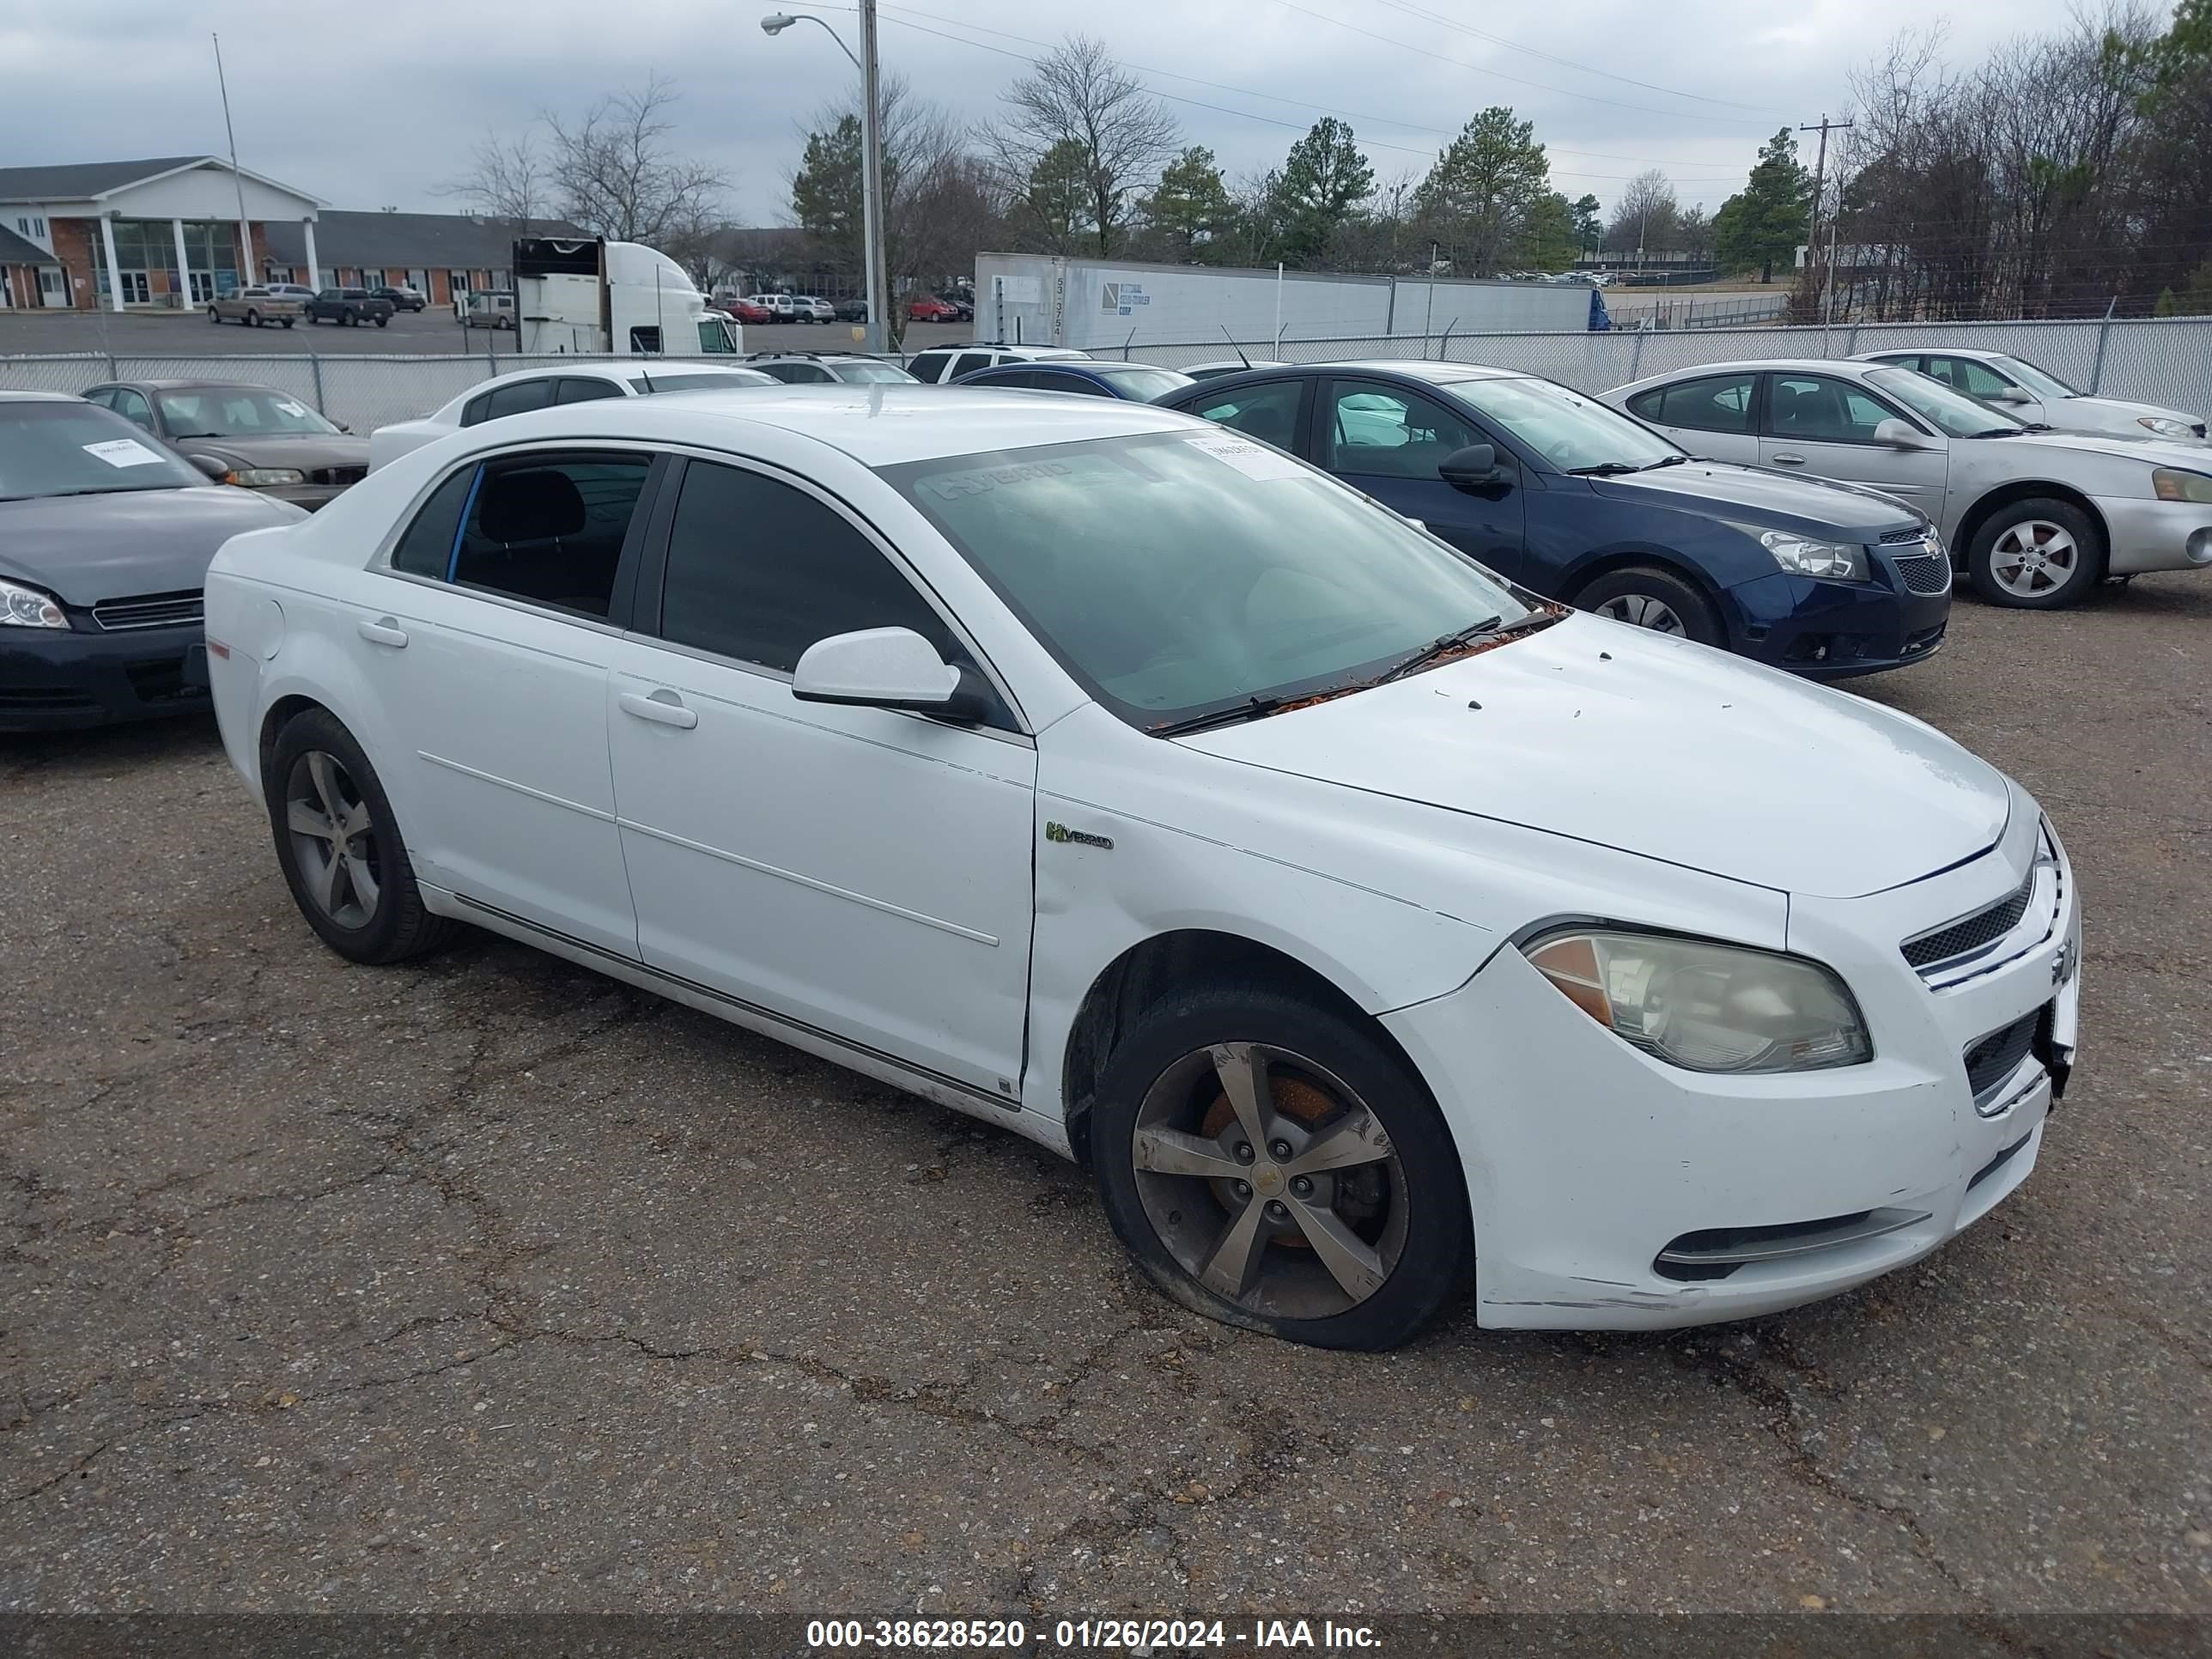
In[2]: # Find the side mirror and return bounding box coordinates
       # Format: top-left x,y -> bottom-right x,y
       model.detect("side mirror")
791,627 -> 991,721
1990,386 -> 2033,404
189,453 -> 230,479
1873,418 -> 1930,450
336,421 -> 353,434
1437,442 -> 1505,489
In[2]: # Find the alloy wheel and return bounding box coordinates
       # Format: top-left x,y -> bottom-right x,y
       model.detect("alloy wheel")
1594,592 -> 1686,633
284,750 -> 382,929
1988,520 -> 2079,598
1130,1042 -> 1409,1321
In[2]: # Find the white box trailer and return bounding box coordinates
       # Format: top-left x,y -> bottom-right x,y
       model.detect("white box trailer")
972,252 -> 1594,350
514,237 -> 744,357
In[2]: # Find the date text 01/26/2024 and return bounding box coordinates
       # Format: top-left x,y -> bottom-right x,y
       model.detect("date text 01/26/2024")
805,1619 -> 1382,1650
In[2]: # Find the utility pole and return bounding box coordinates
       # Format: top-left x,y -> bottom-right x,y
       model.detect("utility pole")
857,0 -> 889,355
213,34 -> 255,290
1799,113 -> 1853,319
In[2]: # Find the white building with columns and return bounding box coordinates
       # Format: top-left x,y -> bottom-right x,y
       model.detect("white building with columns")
0,156 -> 323,312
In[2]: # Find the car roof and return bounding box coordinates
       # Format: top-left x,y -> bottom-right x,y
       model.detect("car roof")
456,384 -> 1200,467
1613,359 -> 1896,392
915,343 -> 1088,359
104,379 -> 295,393
0,389 -> 80,404
1852,346 -> 2008,362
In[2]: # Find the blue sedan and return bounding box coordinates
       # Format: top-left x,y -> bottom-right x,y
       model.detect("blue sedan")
951,360 -> 1195,401
1159,361 -> 1950,678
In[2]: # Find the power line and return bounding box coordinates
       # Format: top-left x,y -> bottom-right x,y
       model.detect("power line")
1366,0 -> 1777,112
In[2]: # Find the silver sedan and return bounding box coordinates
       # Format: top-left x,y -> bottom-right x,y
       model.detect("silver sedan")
1606,358 -> 2212,607
1851,347 -> 2205,445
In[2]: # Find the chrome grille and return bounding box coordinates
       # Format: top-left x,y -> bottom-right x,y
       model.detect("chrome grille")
1964,1008 -> 2043,1104
91,590 -> 204,632
1903,870 -> 2034,970
1893,553 -> 1952,595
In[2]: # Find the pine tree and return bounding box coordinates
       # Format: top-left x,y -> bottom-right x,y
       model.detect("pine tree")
1714,128 -> 1811,282
1271,118 -> 1376,267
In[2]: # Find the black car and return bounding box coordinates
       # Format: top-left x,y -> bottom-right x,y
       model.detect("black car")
303,288 -> 394,328
834,297 -> 869,323
1159,362 -> 1950,678
0,393 -> 307,732
370,283 -> 428,312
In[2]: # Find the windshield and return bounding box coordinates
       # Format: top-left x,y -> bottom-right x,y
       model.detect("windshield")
156,387 -> 338,439
1990,355 -> 2080,400
1093,365 -> 1194,401
1450,375 -> 1683,471
0,402 -> 204,500
1866,366 -> 2026,437
884,431 -> 1530,729
838,361 -> 919,384
633,372 -> 773,392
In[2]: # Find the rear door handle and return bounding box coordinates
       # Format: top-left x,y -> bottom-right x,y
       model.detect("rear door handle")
1768,452 -> 1806,465
357,617 -> 409,647
619,689 -> 698,730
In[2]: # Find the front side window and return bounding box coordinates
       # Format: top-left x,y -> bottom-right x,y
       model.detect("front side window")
1190,379 -> 1304,450
421,455 -> 653,617
1323,381 -> 1481,478
884,432 -> 1531,728
658,460 -> 957,675
1926,356 -> 2015,400
111,389 -> 155,431
1767,375 -> 1905,444
0,400 -> 204,499
156,388 -> 337,437
756,362 -> 835,385
908,351 -> 954,382
951,352 -> 994,380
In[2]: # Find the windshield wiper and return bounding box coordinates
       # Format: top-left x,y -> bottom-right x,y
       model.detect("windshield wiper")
1639,454 -> 1690,470
1148,695 -> 1288,738
1381,608 -> 1564,682
1565,460 -> 1641,475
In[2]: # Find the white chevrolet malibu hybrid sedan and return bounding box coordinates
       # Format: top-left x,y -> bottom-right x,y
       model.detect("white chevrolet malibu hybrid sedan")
203,386 -> 2082,1350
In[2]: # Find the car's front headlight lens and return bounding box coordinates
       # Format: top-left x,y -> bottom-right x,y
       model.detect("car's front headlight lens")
2138,416 -> 2195,440
224,468 -> 305,488
2152,467 -> 2212,504
0,576 -> 68,629
1741,526 -> 1869,581
1524,927 -> 1873,1073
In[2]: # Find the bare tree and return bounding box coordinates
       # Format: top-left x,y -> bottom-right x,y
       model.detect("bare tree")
544,74 -> 731,246
441,131 -> 550,232
1606,169 -> 1680,254
987,35 -> 1179,258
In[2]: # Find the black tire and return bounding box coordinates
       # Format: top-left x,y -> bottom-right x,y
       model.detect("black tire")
281,318 -> 295,329
343,310 -> 358,327
264,708 -> 453,966
246,309 -> 261,328
1966,497 -> 2105,609
207,306 -> 221,324
1091,982 -> 1472,1351
374,314 -> 388,328
1572,563 -> 1724,647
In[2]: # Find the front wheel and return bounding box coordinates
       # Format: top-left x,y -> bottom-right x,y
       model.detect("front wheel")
1968,498 -> 2105,608
1091,985 -> 1471,1350
374,314 -> 388,327
264,708 -> 453,965
281,318 -> 295,329
246,309 -> 261,328
207,307 -> 221,324
1573,564 -> 1724,647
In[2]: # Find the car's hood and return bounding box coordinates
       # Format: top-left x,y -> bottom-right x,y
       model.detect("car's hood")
1177,615 -> 2010,900
1587,459 -> 1919,536
2060,395 -> 2208,441
1990,426 -> 2212,466
169,433 -> 370,471
0,486 -> 303,605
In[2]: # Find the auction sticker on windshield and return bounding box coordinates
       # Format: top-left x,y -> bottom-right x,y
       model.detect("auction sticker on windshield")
1184,431 -> 1305,482
82,439 -> 167,468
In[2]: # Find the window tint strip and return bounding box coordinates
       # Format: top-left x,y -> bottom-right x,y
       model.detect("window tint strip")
447,465 -> 485,582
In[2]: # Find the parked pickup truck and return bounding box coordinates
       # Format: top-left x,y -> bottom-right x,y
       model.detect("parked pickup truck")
207,286 -> 303,329
303,288 -> 393,328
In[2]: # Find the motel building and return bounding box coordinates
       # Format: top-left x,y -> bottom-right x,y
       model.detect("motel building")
0,155 -> 325,312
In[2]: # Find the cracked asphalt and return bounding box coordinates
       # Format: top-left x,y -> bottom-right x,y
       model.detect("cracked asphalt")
3,576 -> 2209,1619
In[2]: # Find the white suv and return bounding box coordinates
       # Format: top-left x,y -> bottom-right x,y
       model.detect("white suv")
904,343 -> 1091,384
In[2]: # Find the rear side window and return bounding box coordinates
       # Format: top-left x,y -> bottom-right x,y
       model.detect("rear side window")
1193,379 -> 1304,449
658,460 -> 957,674
391,467 -> 478,579
443,455 -> 653,617
755,362 -> 835,384
556,377 -> 626,405
951,352 -> 993,380
462,377 -> 557,428
1035,372 -> 1111,397
1643,373 -> 1755,434
908,351 -> 953,382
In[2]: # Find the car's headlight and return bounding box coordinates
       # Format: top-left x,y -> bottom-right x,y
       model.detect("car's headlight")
1733,524 -> 1869,581
2152,467 -> 2212,504
223,468 -> 306,488
2138,416 -> 2196,440
0,576 -> 68,629
1523,927 -> 1873,1073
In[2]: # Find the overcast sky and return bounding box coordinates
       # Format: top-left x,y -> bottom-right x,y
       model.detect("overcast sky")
1,0 -> 2098,227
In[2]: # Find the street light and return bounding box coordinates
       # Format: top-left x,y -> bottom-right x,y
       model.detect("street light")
763,6 -> 889,356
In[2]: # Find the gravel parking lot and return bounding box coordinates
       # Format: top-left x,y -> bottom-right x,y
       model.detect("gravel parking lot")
3,581 -> 2208,1619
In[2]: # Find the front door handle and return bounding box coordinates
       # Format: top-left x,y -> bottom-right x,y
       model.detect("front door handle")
1768,452 -> 1807,465
357,617 -> 409,647
619,689 -> 698,730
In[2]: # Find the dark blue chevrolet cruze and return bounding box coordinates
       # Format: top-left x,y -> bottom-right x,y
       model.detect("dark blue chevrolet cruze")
1159,361 -> 1950,678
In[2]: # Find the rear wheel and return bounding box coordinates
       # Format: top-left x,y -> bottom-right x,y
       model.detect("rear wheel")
1967,498 -> 2105,608
1573,563 -> 1723,647
264,708 -> 453,965
246,309 -> 261,328
207,306 -> 221,324
374,313 -> 388,327
1091,985 -> 1471,1350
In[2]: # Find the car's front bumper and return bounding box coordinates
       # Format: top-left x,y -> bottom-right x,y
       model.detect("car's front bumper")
1724,568 -> 1951,680
2096,495 -> 2212,575
1383,793 -> 2079,1330
0,620 -> 210,732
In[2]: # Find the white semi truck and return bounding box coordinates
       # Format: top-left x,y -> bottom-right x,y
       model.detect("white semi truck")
513,237 -> 743,357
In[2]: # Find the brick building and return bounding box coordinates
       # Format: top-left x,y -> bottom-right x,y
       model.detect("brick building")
0,156 -> 324,311
263,210 -> 590,309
